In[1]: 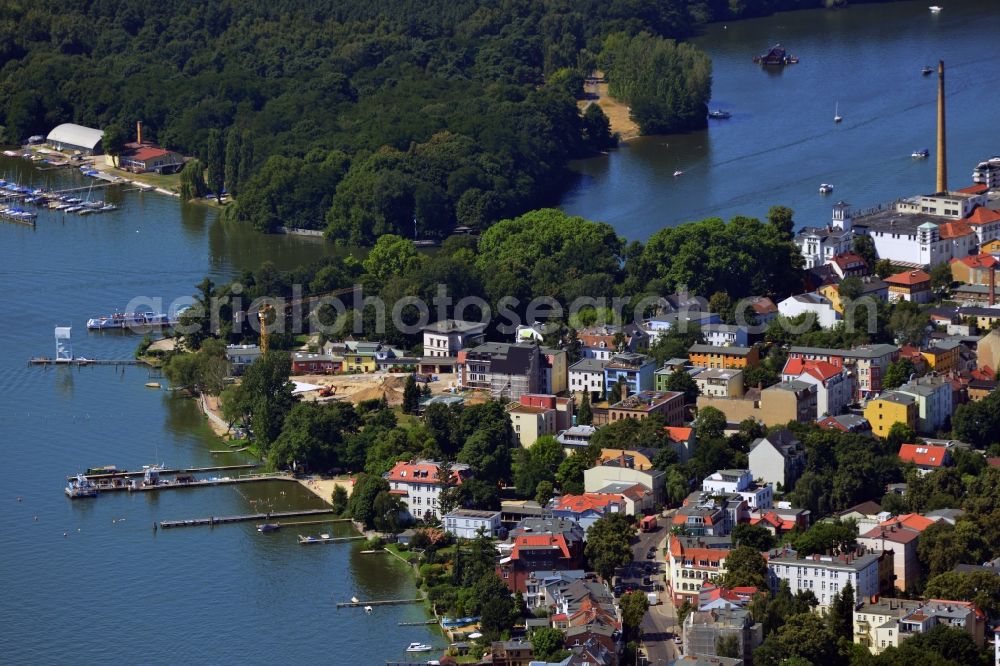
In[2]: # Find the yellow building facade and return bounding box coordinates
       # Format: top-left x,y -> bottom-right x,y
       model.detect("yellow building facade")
864,392 -> 918,438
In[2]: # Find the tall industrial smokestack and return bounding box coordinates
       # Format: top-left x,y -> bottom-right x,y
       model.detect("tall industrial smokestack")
136,120 -> 143,145
936,61 -> 947,194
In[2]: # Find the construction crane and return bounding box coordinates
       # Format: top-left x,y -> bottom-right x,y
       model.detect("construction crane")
255,286 -> 357,354
258,303 -> 274,354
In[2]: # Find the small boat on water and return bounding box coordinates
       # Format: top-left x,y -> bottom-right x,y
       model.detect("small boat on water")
929,6 -> 942,13
364,606 -> 373,614
145,382 -> 161,389
707,109 -> 731,119
834,102 -> 842,124
819,183 -> 834,194
257,523 -> 281,533
65,474 -> 98,498
406,643 -> 433,653
351,596 -> 360,603
922,65 -> 934,75
673,170 -> 684,177
912,148 -> 930,159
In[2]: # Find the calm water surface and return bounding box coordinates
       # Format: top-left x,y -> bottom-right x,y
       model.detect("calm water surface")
0,161 -> 435,664
562,0 -> 1000,238
4,2 -> 999,662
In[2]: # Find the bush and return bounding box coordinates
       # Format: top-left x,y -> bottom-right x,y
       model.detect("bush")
363,536 -> 384,549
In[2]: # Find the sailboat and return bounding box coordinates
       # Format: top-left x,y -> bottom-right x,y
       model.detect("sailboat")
834,102 -> 842,124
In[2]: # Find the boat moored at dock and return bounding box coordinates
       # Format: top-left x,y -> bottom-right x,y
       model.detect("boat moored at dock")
87,312 -> 179,330
65,474 -> 98,498
257,523 -> 281,533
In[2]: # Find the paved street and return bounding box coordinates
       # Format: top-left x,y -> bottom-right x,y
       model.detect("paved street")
618,523 -> 681,665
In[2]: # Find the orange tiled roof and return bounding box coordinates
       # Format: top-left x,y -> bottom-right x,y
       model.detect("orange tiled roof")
939,220 -> 975,240
554,493 -> 623,514
880,512 -> 936,532
953,253 -> 999,269
511,534 -> 571,560
899,443 -> 949,468
386,461 -> 465,485
966,206 -> 1000,227
664,426 -> 693,442
885,270 -> 930,286
957,184 -> 989,195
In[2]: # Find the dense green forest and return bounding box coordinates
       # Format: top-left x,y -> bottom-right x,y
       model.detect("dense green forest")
0,0 -> 878,243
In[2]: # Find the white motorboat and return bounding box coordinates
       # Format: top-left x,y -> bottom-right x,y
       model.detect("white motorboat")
673,170 -> 683,177
819,183 -> 834,194
364,606 -> 373,614
406,643 -> 433,653
351,596 -> 359,603
834,102 -> 842,123
929,6 -> 942,13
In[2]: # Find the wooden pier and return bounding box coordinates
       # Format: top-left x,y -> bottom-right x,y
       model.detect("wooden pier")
336,598 -> 424,609
30,357 -> 150,367
90,473 -> 291,497
398,620 -> 438,626
299,535 -> 365,545
69,464 -> 257,481
160,507 -> 338,529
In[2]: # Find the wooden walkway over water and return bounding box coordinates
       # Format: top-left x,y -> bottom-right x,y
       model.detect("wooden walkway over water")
160,507 -> 338,529
95,473 -> 291,496
70,464 -> 257,481
30,357 -> 150,367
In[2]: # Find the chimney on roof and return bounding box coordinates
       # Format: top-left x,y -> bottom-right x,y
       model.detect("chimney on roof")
936,61 -> 948,193
136,120 -> 143,145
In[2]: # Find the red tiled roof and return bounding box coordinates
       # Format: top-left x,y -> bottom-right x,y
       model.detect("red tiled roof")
953,253 -> 999,269
386,461 -> 465,485
750,511 -> 797,531
957,184 -> 989,195
128,147 -> 176,162
782,358 -> 840,381
511,534 -> 570,560
748,297 -> 778,315
861,524 -> 921,544
554,493 -> 623,514
881,513 -> 936,532
966,206 -> 1000,227
664,426 -> 693,442
939,220 -> 975,240
885,270 -> 930,286
898,443 -> 949,468
832,252 -> 866,269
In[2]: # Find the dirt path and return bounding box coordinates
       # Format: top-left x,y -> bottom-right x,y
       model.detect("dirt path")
580,73 -> 641,142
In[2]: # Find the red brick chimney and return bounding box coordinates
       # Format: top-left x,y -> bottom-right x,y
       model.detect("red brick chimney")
990,266 -> 996,307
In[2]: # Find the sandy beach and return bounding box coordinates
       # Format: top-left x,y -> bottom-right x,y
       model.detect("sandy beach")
580,73 -> 641,142
297,476 -> 354,505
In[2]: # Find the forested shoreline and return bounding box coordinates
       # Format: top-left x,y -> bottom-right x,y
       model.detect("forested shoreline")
0,1 -> 897,243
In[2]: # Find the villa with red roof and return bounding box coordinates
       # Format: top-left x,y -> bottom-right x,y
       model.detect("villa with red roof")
384,459 -> 472,521
696,583 -> 760,611
550,493 -> 627,532
666,534 -> 732,606
781,357 -> 854,419
885,270 -> 932,304
898,443 -> 951,472
497,517 -> 585,593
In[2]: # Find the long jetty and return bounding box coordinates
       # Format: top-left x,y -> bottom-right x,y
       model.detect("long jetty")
160,507 -> 338,529
69,464 -> 257,481
30,357 -> 150,367
93,473 -> 291,496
